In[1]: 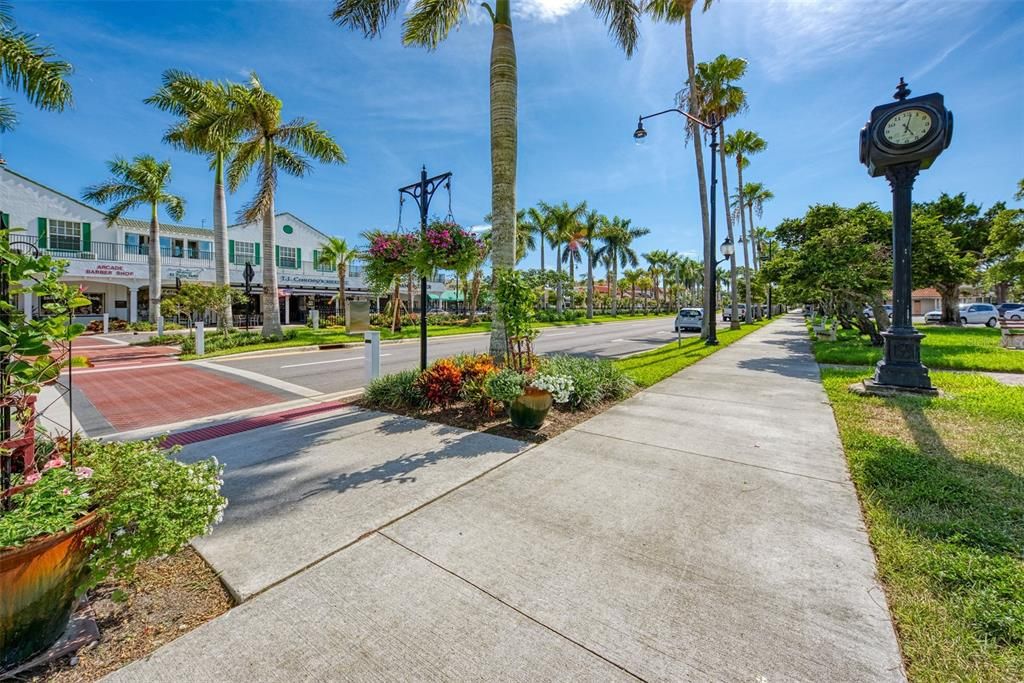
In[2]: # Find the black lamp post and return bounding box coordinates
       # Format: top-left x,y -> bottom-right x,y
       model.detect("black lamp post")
399,166 -> 453,371
634,108 -> 723,346
762,238 -> 775,319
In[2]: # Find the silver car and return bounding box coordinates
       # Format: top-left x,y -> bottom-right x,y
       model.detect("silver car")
674,307 -> 703,332
924,303 -> 999,327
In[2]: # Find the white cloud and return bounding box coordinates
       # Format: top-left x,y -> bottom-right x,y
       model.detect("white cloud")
515,0 -> 586,22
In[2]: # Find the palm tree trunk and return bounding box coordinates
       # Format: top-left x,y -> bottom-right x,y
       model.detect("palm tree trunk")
555,241 -> 563,314
736,155 -> 753,322
631,284 -> 636,313
749,205 -> 759,272
468,269 -> 481,324
685,9 -> 712,339
391,279 -> 402,332
719,123 -> 741,330
488,0 -> 517,361
586,248 -> 594,319
568,251 -> 575,308
148,205 -> 162,324
213,153 -> 232,331
539,237 -> 546,309
260,193 -> 282,337
611,256 -> 619,316
338,263 -> 347,327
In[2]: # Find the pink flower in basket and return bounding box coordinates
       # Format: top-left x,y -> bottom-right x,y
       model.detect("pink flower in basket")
43,456 -> 66,471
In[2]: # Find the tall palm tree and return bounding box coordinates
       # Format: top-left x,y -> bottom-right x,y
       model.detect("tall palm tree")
724,128 -> 766,323
145,70 -> 239,329
646,0 -> 718,336
740,181 -> 773,271
686,53 -> 747,329
83,156 -> 185,323
595,216 -> 649,316
580,209 -> 605,319
622,268 -> 643,313
518,205 -> 553,307
331,0 -> 640,357
0,1 -> 73,132
539,200 -> 586,314
643,249 -> 671,312
317,236 -> 361,320
214,74 -> 345,338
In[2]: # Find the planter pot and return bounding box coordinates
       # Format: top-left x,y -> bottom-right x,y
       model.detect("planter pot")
509,387 -> 553,430
0,511 -> 100,670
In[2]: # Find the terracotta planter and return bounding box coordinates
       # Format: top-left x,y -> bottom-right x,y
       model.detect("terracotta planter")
509,387 -> 553,430
0,511 -> 100,670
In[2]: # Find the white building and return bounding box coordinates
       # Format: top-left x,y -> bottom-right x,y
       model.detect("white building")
1,166 -> 444,325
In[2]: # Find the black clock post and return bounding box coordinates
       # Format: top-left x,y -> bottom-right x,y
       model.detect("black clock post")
859,78 -> 953,395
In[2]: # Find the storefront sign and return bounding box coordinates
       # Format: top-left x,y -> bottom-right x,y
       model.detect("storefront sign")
81,263 -> 140,278
278,274 -> 340,287
166,267 -> 204,281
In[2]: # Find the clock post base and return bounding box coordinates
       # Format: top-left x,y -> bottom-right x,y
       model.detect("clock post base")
869,328 -> 937,393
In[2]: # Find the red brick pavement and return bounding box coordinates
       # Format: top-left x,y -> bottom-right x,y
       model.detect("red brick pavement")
73,365 -> 284,432
71,337 -> 178,369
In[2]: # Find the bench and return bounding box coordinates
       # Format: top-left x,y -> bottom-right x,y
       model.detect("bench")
1000,320 -> 1024,350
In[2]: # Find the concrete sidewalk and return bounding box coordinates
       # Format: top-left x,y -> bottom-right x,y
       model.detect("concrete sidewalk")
108,316 -> 904,682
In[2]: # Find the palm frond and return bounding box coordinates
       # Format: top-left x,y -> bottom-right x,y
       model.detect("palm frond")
331,0 -> 402,38
161,193 -> 186,222
273,145 -> 313,179
587,0 -> 641,57
239,148 -> 276,223
226,136 -> 262,191
401,0 -> 468,49
0,28 -> 73,111
277,118 -> 346,164
0,97 -> 16,132
643,0 -> 691,23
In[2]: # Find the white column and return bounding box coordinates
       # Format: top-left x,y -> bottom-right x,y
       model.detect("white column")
128,286 -> 138,324
284,294 -> 291,325
22,289 -> 32,321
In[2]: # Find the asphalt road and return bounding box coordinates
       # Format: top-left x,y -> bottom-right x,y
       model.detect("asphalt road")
205,316 -> 684,395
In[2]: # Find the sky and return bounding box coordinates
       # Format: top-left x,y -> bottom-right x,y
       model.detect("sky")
5,0 -> 1024,273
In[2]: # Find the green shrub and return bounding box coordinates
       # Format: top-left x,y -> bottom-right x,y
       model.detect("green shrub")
363,369 -> 426,409
484,368 -> 526,404
539,354 -> 636,409
177,329 -> 298,354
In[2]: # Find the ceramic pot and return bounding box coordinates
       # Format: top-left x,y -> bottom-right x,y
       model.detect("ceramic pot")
509,387 -> 553,430
0,511 -> 100,670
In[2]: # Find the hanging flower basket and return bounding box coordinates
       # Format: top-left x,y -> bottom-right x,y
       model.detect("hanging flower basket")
363,231 -> 420,292
417,221 -> 482,274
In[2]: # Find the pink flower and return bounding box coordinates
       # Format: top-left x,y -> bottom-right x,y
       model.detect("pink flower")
24,471 -> 41,486
61,487 -> 71,496
43,456 -> 66,471
75,466 -> 94,479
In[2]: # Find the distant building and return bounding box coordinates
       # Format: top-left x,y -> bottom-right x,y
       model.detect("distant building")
1,166 -> 443,324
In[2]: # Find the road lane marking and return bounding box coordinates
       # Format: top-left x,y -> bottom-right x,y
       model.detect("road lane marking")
281,354 -> 392,369
540,331 -> 575,337
193,361 -> 322,398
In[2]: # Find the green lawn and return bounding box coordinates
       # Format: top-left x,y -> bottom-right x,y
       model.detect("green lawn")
822,368 -> 1024,681
178,313 -> 674,360
814,326 -> 1024,373
613,320 -> 770,387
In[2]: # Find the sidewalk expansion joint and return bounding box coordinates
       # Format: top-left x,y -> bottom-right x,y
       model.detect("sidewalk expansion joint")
642,386 -> 831,412
376,531 -> 648,683
574,429 -> 849,486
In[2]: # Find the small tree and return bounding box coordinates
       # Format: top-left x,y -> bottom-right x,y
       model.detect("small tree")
163,282 -> 242,334
494,270 -> 536,371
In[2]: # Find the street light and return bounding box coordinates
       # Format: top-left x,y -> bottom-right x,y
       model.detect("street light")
761,238 -> 775,319
634,108 -> 721,344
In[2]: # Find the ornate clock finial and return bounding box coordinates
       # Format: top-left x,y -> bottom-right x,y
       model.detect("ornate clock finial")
894,77 -> 911,101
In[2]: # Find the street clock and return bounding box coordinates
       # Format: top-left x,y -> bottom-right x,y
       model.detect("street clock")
860,78 -> 953,177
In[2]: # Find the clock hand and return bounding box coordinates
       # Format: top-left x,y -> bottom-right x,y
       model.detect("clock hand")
903,119 -> 911,134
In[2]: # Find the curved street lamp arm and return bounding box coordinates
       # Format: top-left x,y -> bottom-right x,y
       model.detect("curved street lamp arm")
638,107 -> 716,130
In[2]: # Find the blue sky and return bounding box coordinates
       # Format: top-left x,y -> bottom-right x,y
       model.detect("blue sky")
6,0 -> 1023,272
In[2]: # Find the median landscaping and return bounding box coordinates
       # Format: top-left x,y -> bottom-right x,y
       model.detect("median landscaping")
822,368 -> 1024,681
813,325 -> 1024,373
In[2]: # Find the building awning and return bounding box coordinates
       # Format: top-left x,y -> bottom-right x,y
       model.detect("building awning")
428,291 -> 465,302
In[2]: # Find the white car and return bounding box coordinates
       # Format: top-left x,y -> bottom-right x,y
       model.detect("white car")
674,307 -> 703,332
924,303 -> 999,327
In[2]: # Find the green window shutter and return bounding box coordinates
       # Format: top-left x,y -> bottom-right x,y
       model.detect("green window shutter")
1,213 -> 9,230
312,249 -> 319,270
295,248 -> 301,269
229,240 -> 235,263
254,243 -> 261,265
37,217 -> 47,248
275,245 -> 280,266
82,223 -> 91,251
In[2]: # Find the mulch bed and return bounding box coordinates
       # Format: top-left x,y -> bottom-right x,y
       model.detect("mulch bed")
354,398 -> 622,444
25,547 -> 232,682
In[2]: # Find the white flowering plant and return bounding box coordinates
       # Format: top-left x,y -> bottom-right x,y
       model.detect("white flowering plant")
0,437 -> 226,592
529,374 -> 575,404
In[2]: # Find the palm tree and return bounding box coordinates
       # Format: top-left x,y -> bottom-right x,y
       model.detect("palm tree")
539,200 -> 586,314
215,74 -> 345,338
331,0 -> 639,357
643,249 -> 672,312
83,155 -> 185,323
622,268 -> 643,313
724,128 -> 766,323
686,53 -> 747,329
740,181 -> 773,270
317,236 -> 361,320
595,216 -> 650,316
646,0 -> 718,336
0,2 -> 73,132
580,209 -> 605,319
146,70 -> 240,329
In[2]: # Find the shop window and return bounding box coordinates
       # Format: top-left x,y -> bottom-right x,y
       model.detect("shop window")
234,241 -> 255,265
279,246 -> 298,269
49,219 -> 81,252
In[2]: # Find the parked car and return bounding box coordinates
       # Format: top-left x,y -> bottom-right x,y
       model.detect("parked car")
862,304 -> 893,317
674,307 -> 703,332
998,303 -> 1024,320
722,305 -> 745,322
924,303 -> 999,327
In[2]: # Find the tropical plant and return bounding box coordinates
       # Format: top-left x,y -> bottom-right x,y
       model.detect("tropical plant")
415,359 -> 463,408
484,367 -> 526,404
316,236 -> 361,318
538,354 -> 636,409
642,249 -> 672,312
622,268 -> 644,313
161,282 -> 242,334
363,369 -> 426,409
687,53 -> 747,328
494,269 -> 537,371
647,0 -> 720,335
0,1 -> 73,132
538,200 -> 586,314
216,73 -> 346,337
594,216 -> 650,316
581,209 -> 606,318
145,70 -> 239,329
331,0 -> 641,359
739,182 -> 774,270
518,206 -> 553,307
724,128 -> 766,322
83,155 -> 185,323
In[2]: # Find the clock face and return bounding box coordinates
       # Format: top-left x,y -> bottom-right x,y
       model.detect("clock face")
881,108 -> 934,146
